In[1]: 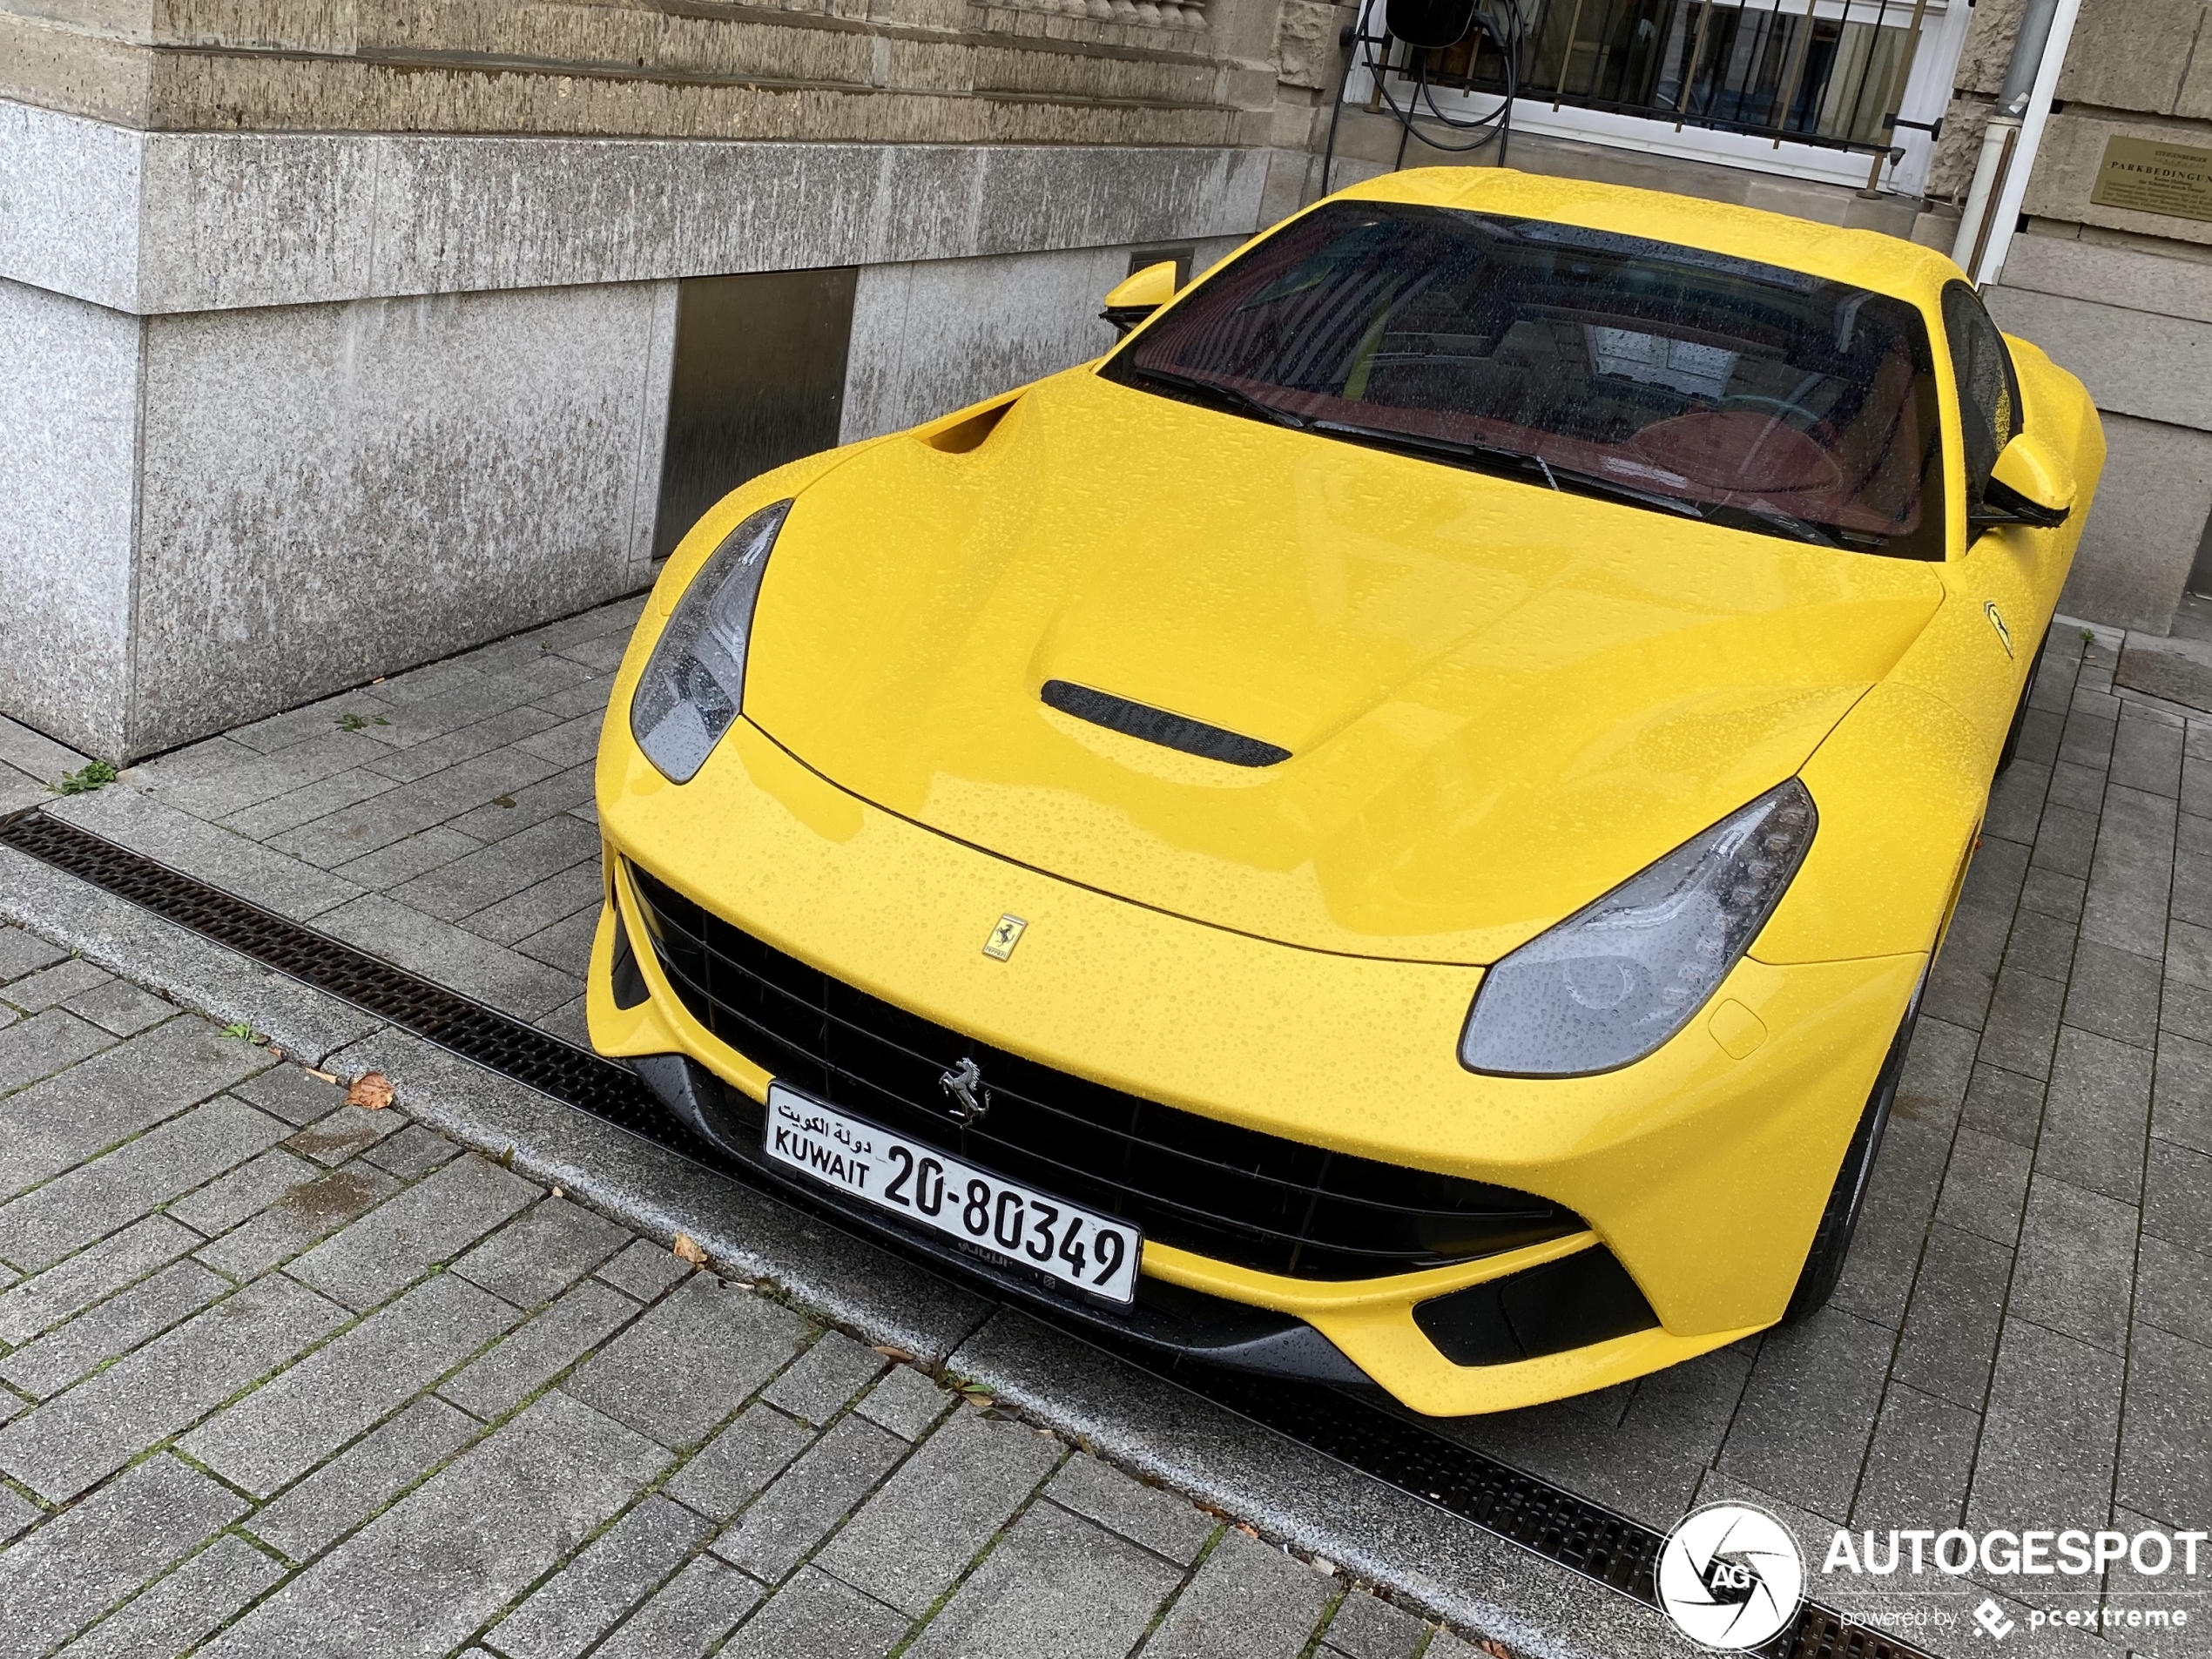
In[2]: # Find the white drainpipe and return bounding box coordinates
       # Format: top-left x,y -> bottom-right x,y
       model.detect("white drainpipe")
1951,0 -> 2084,285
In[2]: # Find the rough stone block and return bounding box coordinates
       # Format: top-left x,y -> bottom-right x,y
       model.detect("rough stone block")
2137,1233 -> 2212,1350
1138,1527 -> 1330,1659
198,1391 -> 671,1659
0,1008 -> 118,1110
285,1103 -> 408,1168
2008,1175 -> 2140,1354
713,1413 -> 908,1584
0,1256 -> 229,1398
1851,1381 -> 1980,1533
1322,1588 -> 1428,1659
288,1152 -> 537,1312
814,1406 -> 1062,1617
566,1277 -> 811,1448
315,894 -> 581,1020
716,1566 -> 906,1659
1045,1451 -> 1216,1567
0,927 -> 68,983
1969,1319 -> 2126,1534
181,1270 -> 520,1496
248,1394 -> 483,1561
0,1213 -> 199,1344
455,1197 -> 631,1310
360,1122 -> 462,1179
853,1363 -> 954,1442
2119,1324 -> 2212,1530
0,1271 -> 347,1501
486,1494 -> 711,1659
592,1554 -> 761,1659
762,1330 -> 886,1427
663,1400 -> 813,1523
1,956 -> 112,1013
2035,1028 -> 2155,1204
62,976 -> 177,1037
59,1532 -> 289,1659
2144,1137 -> 2212,1249
1960,1062 -> 2048,1147
441,1277 -> 641,1421
169,1146 -> 324,1235
231,1062 -> 347,1126
1933,1124 -> 2033,1245
1719,1305 -> 1891,1517
900,1500 -> 1179,1659
1891,1223 -> 2014,1411
193,1162 -> 403,1280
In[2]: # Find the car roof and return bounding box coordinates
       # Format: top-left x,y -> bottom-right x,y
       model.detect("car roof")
1330,168 -> 1963,308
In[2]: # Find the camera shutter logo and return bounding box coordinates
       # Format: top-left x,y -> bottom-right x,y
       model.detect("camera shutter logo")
1656,1503 -> 1805,1650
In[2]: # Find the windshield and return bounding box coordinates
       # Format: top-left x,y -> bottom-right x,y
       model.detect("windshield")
1102,204 -> 1945,557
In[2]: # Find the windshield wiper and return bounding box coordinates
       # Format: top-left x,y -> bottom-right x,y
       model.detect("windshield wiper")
1308,420 -> 1705,519
1699,502 -> 1848,549
1125,367 -> 1306,430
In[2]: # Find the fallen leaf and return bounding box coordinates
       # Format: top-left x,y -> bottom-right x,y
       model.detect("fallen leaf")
1311,1557 -> 1338,1577
500,1145 -> 516,1170
1476,1642 -> 1516,1658
872,1345 -> 916,1364
346,1071 -> 395,1110
671,1232 -> 709,1266
550,1185 -> 564,1199
307,1068 -> 339,1084
1234,1522 -> 1258,1540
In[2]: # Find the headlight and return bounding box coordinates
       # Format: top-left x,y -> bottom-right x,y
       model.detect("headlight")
630,500 -> 792,783
1460,779 -> 1817,1077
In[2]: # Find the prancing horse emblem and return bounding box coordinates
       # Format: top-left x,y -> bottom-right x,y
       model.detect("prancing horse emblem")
940,1057 -> 988,1125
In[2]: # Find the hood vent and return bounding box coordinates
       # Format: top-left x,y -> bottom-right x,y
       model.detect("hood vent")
1041,679 -> 1290,768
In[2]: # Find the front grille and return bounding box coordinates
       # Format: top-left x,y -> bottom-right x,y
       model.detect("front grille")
630,865 -> 1580,1280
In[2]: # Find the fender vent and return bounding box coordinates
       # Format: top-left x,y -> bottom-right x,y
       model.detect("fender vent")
1042,680 -> 1290,768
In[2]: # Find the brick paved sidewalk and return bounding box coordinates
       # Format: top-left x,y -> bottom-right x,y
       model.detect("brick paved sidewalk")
0,954 -> 1485,1659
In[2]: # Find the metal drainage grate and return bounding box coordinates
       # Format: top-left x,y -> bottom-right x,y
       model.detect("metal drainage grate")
1,805 -> 1932,1659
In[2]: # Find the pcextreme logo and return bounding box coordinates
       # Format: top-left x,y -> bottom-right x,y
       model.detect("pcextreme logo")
1657,1503 -> 1806,1650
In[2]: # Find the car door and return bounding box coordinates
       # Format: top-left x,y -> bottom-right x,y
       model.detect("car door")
1938,281 -> 2047,757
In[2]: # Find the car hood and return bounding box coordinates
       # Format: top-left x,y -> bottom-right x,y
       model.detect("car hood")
742,371 -> 1943,965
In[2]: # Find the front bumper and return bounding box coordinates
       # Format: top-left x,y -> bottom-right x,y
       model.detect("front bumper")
589,714 -> 1924,1416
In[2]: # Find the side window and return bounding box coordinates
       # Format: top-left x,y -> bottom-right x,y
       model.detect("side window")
1942,282 -> 2023,507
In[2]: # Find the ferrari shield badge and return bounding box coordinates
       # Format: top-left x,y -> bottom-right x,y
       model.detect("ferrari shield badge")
983,914 -> 1028,961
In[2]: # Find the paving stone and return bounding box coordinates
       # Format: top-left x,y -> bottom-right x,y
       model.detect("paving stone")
1960,1062 -> 2048,1147
853,1363 -> 955,1442
2044,758 -> 2107,816
1046,1451 -> 1216,1567
0,1009 -> 118,1107
487,1494 -> 712,1659
1851,1380 -> 1980,1531
332,826 -> 485,891
455,1197 -> 631,1309
592,1243 -> 689,1303
1894,1016 -> 1976,1124
2152,1031 -> 2212,1156
2032,802 -> 2101,880
517,711 -> 604,770
442,1277 -> 641,1421
1831,1116 -> 1949,1329
0,1271 -> 347,1501
2036,1028 -> 2155,1204
815,1406 -> 1062,1617
568,1277 -> 811,1448
464,868 -> 604,949
199,1390 -> 670,1659
448,763 -> 595,844
717,1565 -> 906,1659
2163,976 -> 2212,1045
2001,906 -> 2079,981
0,1487 -> 38,1543
2019,864 -> 2087,921
2060,941 -> 2161,1048
2094,1504 -> 2210,1659
713,1412 -> 907,1583
317,894 -> 581,1019
359,705 -> 563,786
285,1103 -> 407,1167
763,1331 -> 886,1427
2136,1234 -> 2212,1349
2081,785 -> 2177,960
0,1257 -> 231,1398
0,1095 -> 292,1271
288,1152 -> 537,1312
361,1122 -> 462,1178
169,1146 -> 324,1236
391,814 -> 600,925
1322,1588 -> 1427,1659
2118,1324 -> 2212,1530
901,1501 -> 1178,1659
1,957 -> 113,1013
2144,1137 -> 2212,1250
57,1532 -> 290,1659
516,907 -> 604,973
1719,1305 -> 1891,1518
248,1395 -> 483,1561
2112,707 -> 2186,797
1975,967 -> 2067,1081
0,1019 -> 268,1200
0,928 -> 67,983
183,1271 -> 520,1495
50,786 -> 366,919
1891,1223 -> 2013,1411
0,1214 -> 200,1345
663,1401 -> 813,1522
230,1063 -> 347,1127
1139,1527 -> 1330,1659
594,1554 -> 761,1659
2008,1176 -> 2139,1354
194,1163 -> 404,1280
1932,1125 -> 2033,1244
1968,1319 -> 2126,1534
0,1454 -> 249,1659
268,746 -> 561,867
56,977 -> 174,1039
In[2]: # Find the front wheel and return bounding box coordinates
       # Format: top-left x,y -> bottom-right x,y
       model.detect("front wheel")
1780,970 -> 1926,1324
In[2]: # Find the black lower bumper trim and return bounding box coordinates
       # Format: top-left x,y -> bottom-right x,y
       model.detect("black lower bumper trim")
629,1053 -> 1372,1388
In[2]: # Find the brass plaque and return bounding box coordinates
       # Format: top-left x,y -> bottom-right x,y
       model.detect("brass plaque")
2091,135 -> 2212,224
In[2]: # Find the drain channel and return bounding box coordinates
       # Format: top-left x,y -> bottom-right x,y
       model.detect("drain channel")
3,806 -> 1931,1659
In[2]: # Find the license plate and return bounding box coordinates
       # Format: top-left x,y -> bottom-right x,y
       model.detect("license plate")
764,1083 -> 1142,1305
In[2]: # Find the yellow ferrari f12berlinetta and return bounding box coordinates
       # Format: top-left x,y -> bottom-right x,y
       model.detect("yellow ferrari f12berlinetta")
589,168 -> 2103,1416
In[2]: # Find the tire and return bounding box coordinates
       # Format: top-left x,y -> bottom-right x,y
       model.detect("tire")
1994,627 -> 2050,777
1780,970 -> 1927,1325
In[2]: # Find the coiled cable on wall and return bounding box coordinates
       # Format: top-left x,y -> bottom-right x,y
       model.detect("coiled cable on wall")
1318,0 -> 1524,199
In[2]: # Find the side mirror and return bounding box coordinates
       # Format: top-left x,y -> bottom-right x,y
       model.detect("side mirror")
1975,431 -> 2075,530
1101,260 -> 1178,338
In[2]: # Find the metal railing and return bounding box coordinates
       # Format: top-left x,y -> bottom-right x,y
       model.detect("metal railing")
1406,0 -> 1937,159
